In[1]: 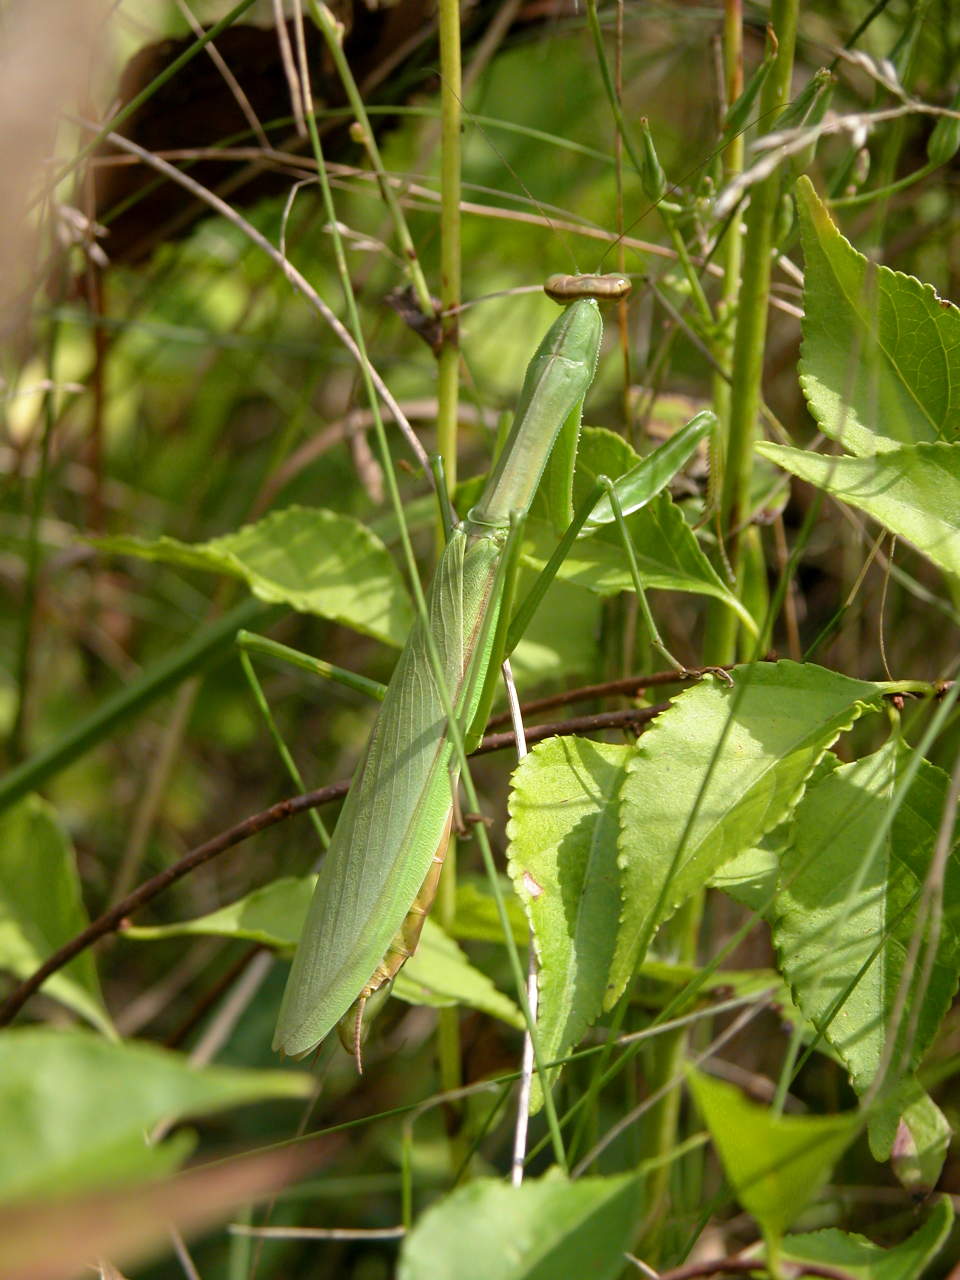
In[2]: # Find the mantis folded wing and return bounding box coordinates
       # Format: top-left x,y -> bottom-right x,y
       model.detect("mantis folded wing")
274,296 -> 604,1059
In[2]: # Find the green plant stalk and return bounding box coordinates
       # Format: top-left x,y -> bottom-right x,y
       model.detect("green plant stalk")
309,2 -> 433,316
707,0 -> 744,537
436,0 -> 465,1103
713,0 -> 798,665
436,0 -> 463,500
239,652 -> 329,849
236,631 -> 386,701
636,893 -> 703,1260
0,596 -> 268,815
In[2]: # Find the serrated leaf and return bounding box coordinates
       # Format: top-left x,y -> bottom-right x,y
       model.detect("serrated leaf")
778,1196 -> 952,1280
797,175 -> 960,455
688,1068 -> 858,1243
507,738 -> 631,1108
0,1028 -> 311,1203
773,741 -> 960,1187
397,1172 -> 643,1280
611,662 -> 882,1007
711,755 -> 841,914
0,795 -> 111,1035
393,919 -> 522,1029
95,505 -> 413,646
775,741 -> 960,1091
527,490 -> 752,627
127,880 -> 519,1027
757,441 -> 960,583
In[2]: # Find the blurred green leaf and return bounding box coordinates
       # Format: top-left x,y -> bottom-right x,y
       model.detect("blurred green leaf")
779,1195 -> 952,1279
0,1028 -> 312,1203
0,795 -> 111,1035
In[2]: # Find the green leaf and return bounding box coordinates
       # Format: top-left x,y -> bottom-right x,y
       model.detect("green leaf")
773,741 -> 960,1187
583,411 -> 715,528
393,919 -> 523,1029
95,505 -> 413,646
528,491 -> 750,623
757,441 -> 960,584
127,880 -> 521,1027
779,1196 -> 952,1280
774,741 -> 960,1093
510,571 -> 604,686
611,662 -> 882,1005
452,878 -> 529,945
796,175 -> 960,455
687,1068 -> 859,1243
874,1079 -> 952,1194
397,1172 -> 643,1280
507,738 -> 631,1107
711,755 -> 841,914
0,795 -> 111,1035
0,1028 -> 312,1203
124,875 -> 314,950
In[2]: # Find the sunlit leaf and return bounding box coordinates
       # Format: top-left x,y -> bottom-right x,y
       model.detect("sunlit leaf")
507,737 -> 631,1107
95,505 -> 413,646
398,1172 -> 643,1280
757,441 -> 960,584
688,1068 -> 858,1243
797,175 -> 960,455
611,662 -> 882,1005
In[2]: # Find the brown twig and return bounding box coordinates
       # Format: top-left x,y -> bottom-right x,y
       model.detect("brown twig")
485,667 -> 711,728
0,779 -> 348,1026
474,704 -> 666,754
0,700 -> 668,1027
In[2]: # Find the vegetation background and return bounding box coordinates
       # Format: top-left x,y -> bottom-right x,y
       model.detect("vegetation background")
2,0 -> 960,1277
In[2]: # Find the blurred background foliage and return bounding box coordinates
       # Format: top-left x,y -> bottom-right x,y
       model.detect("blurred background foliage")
4,0 -> 960,1275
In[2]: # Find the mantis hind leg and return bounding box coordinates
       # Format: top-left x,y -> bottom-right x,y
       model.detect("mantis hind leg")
337,810 -> 453,1070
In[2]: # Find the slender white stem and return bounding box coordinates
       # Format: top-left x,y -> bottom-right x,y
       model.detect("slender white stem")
503,657 -> 536,1187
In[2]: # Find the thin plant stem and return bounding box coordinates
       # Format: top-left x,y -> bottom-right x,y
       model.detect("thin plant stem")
714,0 -> 798,664
236,630 -> 386,701
309,2 -> 433,314
0,596 -> 268,816
239,651 -> 329,849
434,0 -> 466,1109
436,0 -> 463,499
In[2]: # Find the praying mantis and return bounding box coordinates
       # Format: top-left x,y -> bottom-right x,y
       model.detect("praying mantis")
273,274 -> 716,1062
